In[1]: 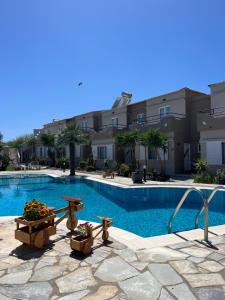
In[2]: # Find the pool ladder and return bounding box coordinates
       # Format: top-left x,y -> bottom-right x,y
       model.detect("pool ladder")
168,186 -> 225,242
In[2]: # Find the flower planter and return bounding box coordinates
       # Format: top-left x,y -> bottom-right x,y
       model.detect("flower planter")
15,214 -> 56,248
132,170 -> 143,183
70,235 -> 94,255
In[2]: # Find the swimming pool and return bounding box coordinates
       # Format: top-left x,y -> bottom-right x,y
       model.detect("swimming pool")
0,174 -> 225,237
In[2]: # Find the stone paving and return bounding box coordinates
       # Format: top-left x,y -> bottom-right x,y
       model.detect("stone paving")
1,221 -> 225,299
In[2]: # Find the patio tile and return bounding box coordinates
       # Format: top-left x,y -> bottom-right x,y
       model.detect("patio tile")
94,256 -> 139,282
183,273 -> 225,287
187,256 -> 205,263
167,283 -> 197,300
169,260 -> 199,274
55,267 -> 97,293
180,246 -> 212,257
148,263 -> 183,285
35,256 -> 58,270
113,249 -> 137,262
31,265 -> 73,281
198,260 -> 224,272
195,287 -> 225,300
119,271 -> 161,300
136,247 -> 188,263
82,285 -> 118,300
0,270 -> 32,284
159,288 -> 175,300
0,282 -> 53,300
57,290 -> 90,300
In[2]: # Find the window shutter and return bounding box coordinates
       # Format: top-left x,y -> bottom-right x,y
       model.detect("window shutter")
92,145 -> 98,160
140,145 -> 146,160
107,144 -> 113,160
206,141 -> 222,165
75,145 -> 81,158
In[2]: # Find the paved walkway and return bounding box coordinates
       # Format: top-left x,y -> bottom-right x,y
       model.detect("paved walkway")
0,169 -> 219,188
1,220 -> 225,300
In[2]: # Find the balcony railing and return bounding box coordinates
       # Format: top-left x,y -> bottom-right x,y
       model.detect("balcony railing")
199,106 -> 225,118
128,112 -> 185,128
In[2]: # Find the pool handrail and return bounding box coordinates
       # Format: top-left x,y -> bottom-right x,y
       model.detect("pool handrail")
195,185 -> 225,229
168,187 -> 208,241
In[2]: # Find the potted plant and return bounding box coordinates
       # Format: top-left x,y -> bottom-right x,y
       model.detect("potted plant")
15,199 -> 56,248
132,169 -> 143,183
70,222 -> 93,255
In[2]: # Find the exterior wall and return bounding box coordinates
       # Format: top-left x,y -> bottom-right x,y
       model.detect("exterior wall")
127,101 -> 147,125
198,82 -> 225,173
146,89 -> 186,120
67,113 -> 95,131
91,138 -> 116,169
209,82 -> 225,114
135,132 -> 176,176
200,129 -> 225,173
102,106 -> 127,128
43,120 -> 67,135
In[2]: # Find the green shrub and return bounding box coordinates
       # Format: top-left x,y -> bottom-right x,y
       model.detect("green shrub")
6,165 -> 16,171
194,173 -> 214,184
119,163 -> 130,177
194,159 -> 208,174
86,165 -> 96,172
79,160 -> 88,170
214,169 -> 225,184
37,157 -> 48,166
55,157 -> 69,169
0,154 -> 10,171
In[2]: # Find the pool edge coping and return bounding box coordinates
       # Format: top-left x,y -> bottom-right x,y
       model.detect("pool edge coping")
1,216 -> 224,251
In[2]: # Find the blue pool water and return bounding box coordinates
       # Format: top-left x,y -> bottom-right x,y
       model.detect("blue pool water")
0,174 -> 225,237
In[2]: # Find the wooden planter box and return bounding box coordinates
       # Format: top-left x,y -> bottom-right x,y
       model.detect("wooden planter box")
15,214 -> 56,248
70,235 -> 93,255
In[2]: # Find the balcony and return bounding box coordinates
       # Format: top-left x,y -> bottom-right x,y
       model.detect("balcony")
128,113 -> 186,132
89,124 -> 127,140
198,107 -> 225,131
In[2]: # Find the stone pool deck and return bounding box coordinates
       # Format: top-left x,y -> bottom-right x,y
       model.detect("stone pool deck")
1,220 -> 225,299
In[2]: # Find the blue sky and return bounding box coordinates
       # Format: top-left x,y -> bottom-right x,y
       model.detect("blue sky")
0,0 -> 225,141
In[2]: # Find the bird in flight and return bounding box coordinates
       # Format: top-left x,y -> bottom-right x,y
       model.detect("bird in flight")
78,82 -> 83,86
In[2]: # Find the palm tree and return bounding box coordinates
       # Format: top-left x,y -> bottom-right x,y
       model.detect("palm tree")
139,131 -> 149,167
142,128 -> 168,174
25,134 -> 37,160
0,131 -> 3,152
116,129 -> 139,171
7,135 -> 27,163
40,133 -> 55,166
58,123 -> 87,176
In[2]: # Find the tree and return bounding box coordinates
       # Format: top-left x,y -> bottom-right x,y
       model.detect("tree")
7,136 -> 27,163
40,133 -> 55,166
116,129 -> 139,171
140,128 -> 168,174
25,135 -> 37,160
58,123 -> 87,176
0,131 -> 3,152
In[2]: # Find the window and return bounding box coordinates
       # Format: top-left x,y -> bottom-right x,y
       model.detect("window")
40,147 -> 43,157
148,148 -> 157,160
112,117 -> 118,128
97,146 -> 107,159
80,120 -> 88,130
159,106 -> 171,119
137,113 -> 145,124
222,142 -> 225,164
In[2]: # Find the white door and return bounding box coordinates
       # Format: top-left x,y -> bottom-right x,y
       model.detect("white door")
184,143 -> 191,171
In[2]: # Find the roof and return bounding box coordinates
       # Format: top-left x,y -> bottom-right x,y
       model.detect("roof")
208,81 -> 225,87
